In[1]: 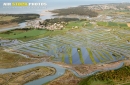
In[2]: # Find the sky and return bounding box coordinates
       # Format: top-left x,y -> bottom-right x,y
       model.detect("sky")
0,0 -> 129,14
0,0 -> 129,2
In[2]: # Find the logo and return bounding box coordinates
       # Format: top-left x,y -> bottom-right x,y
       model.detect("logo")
3,2 -> 47,7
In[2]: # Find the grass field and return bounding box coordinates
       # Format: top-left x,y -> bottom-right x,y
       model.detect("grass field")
0,16 -> 17,21
119,23 -> 128,27
0,16 -> 19,28
45,70 -> 81,85
0,48 -> 30,63
79,66 -> 130,85
0,29 -> 46,38
0,48 -> 32,68
0,66 -> 55,85
66,21 -> 90,28
0,21 -> 90,41
97,22 -> 107,26
7,30 -> 47,39
97,21 -> 129,28
122,83 -> 130,85
0,29 -> 66,41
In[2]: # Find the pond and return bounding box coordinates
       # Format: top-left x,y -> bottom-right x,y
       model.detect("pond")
72,48 -> 81,64
81,47 -> 93,64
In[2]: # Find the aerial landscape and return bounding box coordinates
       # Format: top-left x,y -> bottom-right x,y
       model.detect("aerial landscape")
0,0 -> 130,85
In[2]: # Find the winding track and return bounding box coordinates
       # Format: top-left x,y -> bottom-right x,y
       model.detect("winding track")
0,61 -> 124,85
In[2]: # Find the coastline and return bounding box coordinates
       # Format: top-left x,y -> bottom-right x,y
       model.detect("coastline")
0,2 -> 129,85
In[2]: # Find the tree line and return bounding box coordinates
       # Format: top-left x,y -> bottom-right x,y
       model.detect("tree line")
50,6 -> 98,17
0,14 -> 40,25
42,18 -> 79,27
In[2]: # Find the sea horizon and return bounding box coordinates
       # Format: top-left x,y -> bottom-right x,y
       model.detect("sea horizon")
0,0 -> 129,14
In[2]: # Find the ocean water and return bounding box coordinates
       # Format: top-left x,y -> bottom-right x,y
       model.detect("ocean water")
0,0 -> 129,14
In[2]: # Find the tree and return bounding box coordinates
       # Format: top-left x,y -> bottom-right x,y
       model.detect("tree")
24,36 -> 27,38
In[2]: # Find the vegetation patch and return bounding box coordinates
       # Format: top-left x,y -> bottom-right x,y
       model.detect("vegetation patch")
45,70 -> 81,85
0,66 -> 56,85
97,22 -> 107,26
50,6 -> 98,17
0,48 -> 31,68
108,22 -> 118,27
67,48 -> 72,64
97,21 -> 128,29
79,66 -> 130,85
0,29 -> 48,41
119,23 -> 128,28
0,20 -> 90,41
62,54 -> 65,62
0,14 -> 40,25
87,48 -> 96,64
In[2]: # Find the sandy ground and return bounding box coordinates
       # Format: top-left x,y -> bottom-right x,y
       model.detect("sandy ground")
0,67 -> 56,85
47,70 -> 81,85
54,61 -> 123,76
73,61 -> 123,76
127,23 -> 130,27
46,61 -> 126,85
0,23 -> 18,29
40,10 -> 52,16
0,49 -> 51,68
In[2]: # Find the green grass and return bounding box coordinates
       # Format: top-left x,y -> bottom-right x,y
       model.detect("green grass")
108,22 -> 118,27
119,23 -> 128,28
7,30 -> 47,38
90,80 -> 112,85
67,47 -> 72,64
97,51 -> 108,61
0,16 -> 17,21
0,21 -> 92,41
79,77 -> 114,85
77,48 -> 84,64
62,54 -> 65,62
97,21 -> 128,29
97,22 -> 107,26
0,25 -> 64,41
0,48 -> 31,68
66,21 -> 90,28
79,66 -> 130,85
122,83 -> 130,85
0,29 -> 69,41
0,29 -> 47,40
79,80 -> 111,85
86,48 -> 96,64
